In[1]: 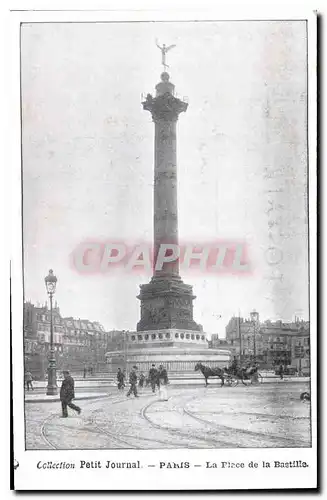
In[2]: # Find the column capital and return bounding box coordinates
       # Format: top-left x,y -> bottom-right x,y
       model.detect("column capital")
142,93 -> 188,122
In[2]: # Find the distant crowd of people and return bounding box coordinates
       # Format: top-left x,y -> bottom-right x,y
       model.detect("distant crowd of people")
116,364 -> 169,398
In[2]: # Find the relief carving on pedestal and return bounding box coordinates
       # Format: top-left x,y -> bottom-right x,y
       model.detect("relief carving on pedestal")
175,310 -> 190,320
167,297 -> 190,309
142,301 -> 167,325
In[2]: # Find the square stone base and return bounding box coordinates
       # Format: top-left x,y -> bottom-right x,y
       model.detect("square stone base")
137,277 -> 202,332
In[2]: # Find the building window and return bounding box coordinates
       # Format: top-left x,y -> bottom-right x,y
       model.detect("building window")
131,335 -> 136,341
159,333 -> 163,339
186,334 -> 190,339
191,334 -> 195,340
180,334 -> 185,339
165,333 -> 170,339
201,335 -> 205,341
151,334 -> 156,340
175,333 -> 179,339
196,335 -> 200,340
138,335 -> 143,341
145,334 -> 149,340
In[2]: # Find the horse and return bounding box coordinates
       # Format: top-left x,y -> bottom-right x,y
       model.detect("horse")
195,362 -> 225,387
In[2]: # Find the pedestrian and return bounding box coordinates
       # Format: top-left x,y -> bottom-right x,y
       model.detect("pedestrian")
149,364 -> 159,393
25,371 -> 34,391
83,366 -> 87,378
279,363 -> 284,380
138,372 -> 145,388
230,356 -> 239,374
160,365 -> 169,385
60,370 -> 81,418
117,367 -> 125,391
127,366 -> 139,397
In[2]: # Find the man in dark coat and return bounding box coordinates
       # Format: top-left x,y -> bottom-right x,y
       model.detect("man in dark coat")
117,368 -> 125,390
127,366 -> 139,397
60,370 -> 81,417
159,365 -> 169,385
149,364 -> 159,393
138,372 -> 145,388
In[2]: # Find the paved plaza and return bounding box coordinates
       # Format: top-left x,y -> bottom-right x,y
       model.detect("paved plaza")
25,382 -> 311,450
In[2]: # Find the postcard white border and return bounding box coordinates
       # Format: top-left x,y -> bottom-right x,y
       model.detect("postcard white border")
9,5 -> 317,491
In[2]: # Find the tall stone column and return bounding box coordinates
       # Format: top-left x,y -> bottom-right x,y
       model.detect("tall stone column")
137,72 -> 201,334
150,74 -> 184,278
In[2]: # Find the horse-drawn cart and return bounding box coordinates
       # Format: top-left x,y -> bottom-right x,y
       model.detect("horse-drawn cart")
195,362 -> 263,387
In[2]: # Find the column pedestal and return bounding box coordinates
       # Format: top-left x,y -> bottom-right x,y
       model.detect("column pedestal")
137,277 -> 201,332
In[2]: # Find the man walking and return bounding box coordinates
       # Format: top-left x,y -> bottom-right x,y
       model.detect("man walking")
117,367 -> 125,391
138,372 -> 145,388
60,370 -> 81,417
159,365 -> 169,385
25,371 -> 34,391
127,366 -> 139,397
149,364 -> 159,393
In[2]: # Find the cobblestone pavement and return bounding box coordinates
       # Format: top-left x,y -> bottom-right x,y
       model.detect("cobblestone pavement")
25,382 -> 311,450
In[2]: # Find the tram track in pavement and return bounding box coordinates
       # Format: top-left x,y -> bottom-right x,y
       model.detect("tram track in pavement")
182,402 -> 309,448
140,394 -> 238,448
86,394 -> 190,449
38,386 -> 309,450
39,393 -> 141,450
40,392 -> 189,450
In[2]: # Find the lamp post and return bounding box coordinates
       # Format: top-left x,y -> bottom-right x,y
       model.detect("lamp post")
44,269 -> 58,395
237,314 -> 242,365
123,330 -> 128,376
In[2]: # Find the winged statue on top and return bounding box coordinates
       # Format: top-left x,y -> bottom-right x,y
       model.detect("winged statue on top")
156,39 -> 176,71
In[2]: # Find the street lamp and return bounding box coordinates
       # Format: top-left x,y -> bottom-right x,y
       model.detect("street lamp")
44,269 -> 58,395
123,330 -> 128,375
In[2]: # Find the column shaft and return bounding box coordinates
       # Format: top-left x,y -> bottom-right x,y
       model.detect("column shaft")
153,119 -> 179,278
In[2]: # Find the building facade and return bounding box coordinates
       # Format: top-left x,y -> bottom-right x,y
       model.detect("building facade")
225,311 -> 310,371
24,301 -> 121,378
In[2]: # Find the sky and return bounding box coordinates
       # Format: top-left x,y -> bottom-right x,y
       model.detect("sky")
21,20 -> 309,336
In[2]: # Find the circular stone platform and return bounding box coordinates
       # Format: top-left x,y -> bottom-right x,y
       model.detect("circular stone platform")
105,344 -> 231,374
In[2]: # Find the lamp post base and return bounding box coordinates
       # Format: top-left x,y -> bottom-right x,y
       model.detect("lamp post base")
46,385 -> 58,396
46,359 -> 58,396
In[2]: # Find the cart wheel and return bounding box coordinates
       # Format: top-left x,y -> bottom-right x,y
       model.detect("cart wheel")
225,377 -> 232,386
225,376 -> 234,387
